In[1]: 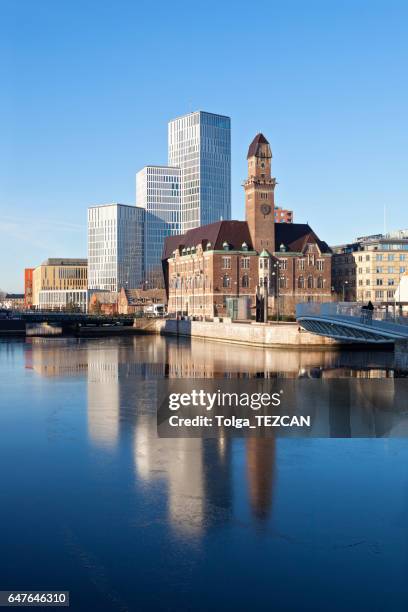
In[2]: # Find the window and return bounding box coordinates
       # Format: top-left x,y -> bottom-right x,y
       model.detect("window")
376,267 -> 382,273
388,279 -> 395,286
279,276 -> 286,289
222,257 -> 231,269
222,275 -> 230,288
307,276 -> 313,289
388,254 -> 394,261
298,276 -> 304,289
317,276 -> 324,289
241,257 -> 250,269
376,279 -> 383,286
366,279 -> 370,286
366,255 -> 370,261
299,259 -> 305,270
317,260 -> 324,271
280,259 -> 288,270
376,254 -> 383,261
387,290 -> 395,298
241,275 -> 249,288
375,290 -> 383,299
388,267 -> 394,274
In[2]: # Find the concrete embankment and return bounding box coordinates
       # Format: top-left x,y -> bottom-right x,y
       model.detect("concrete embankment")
133,318 -> 340,349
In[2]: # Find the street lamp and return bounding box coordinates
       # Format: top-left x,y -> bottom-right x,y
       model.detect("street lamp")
343,280 -> 349,302
271,261 -> 281,323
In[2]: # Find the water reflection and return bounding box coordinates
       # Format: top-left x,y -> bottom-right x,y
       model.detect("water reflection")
23,334 -> 400,379
20,336 -> 408,538
2,336 -> 408,611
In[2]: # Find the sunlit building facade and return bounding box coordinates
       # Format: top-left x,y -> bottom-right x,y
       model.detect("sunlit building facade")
168,111 -> 231,231
136,166 -> 181,288
32,258 -> 88,310
87,203 -> 144,291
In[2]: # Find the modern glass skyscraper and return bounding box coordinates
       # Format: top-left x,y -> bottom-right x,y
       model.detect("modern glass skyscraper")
87,203 -> 144,291
136,166 -> 181,288
168,111 -> 231,231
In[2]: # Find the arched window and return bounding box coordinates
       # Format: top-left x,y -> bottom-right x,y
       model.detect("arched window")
223,275 -> 230,288
307,276 -> 313,289
242,275 -> 249,288
317,276 -> 324,289
298,276 -> 304,289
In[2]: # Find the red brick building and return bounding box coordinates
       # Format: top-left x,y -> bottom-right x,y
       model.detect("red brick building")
163,134 -> 332,318
274,206 -> 293,223
24,268 -> 34,309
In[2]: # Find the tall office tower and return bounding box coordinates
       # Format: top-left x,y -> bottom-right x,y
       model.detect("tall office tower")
168,110 -> 231,231
136,166 -> 181,288
87,203 -> 144,292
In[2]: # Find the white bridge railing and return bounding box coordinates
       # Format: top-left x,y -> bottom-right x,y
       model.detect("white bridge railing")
296,302 -> 408,327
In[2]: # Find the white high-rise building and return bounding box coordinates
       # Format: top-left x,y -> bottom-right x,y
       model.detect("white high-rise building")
168,110 -> 231,231
87,203 -> 144,292
136,166 -> 181,287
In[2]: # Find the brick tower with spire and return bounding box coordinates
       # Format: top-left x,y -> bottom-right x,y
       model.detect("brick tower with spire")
243,133 -> 276,254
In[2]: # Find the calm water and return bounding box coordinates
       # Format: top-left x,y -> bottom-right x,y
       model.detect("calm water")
1,336 -> 408,612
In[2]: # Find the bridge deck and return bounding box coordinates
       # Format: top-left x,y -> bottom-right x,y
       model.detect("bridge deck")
296,303 -> 408,343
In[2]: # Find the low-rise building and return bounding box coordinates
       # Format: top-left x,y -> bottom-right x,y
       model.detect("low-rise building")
2,294 -> 25,310
118,288 -> 167,315
32,258 -> 88,311
88,291 -> 118,315
332,232 -> 408,304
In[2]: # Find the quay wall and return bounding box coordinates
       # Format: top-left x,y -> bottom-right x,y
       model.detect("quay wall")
133,318 -> 340,348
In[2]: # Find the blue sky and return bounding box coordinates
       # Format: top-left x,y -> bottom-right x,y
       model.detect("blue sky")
1,0 -> 407,292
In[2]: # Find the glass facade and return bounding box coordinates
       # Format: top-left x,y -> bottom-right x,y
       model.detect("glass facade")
168,111 -> 231,230
88,203 -> 144,291
38,290 -> 88,312
136,166 -> 181,288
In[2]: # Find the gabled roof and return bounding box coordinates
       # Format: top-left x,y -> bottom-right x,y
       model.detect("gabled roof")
162,220 -> 254,260
275,223 -> 332,254
247,133 -> 270,158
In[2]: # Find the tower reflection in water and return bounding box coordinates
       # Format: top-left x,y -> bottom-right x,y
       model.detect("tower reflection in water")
25,334 -> 404,537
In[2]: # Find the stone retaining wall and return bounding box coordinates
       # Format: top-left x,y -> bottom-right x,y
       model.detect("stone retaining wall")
133,318 -> 340,348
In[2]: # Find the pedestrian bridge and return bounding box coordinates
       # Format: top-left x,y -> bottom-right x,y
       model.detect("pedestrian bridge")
296,303 -> 408,343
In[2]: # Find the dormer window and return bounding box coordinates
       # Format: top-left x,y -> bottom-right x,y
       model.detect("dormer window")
241,242 -> 248,251
223,241 -> 230,251
279,243 -> 286,252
